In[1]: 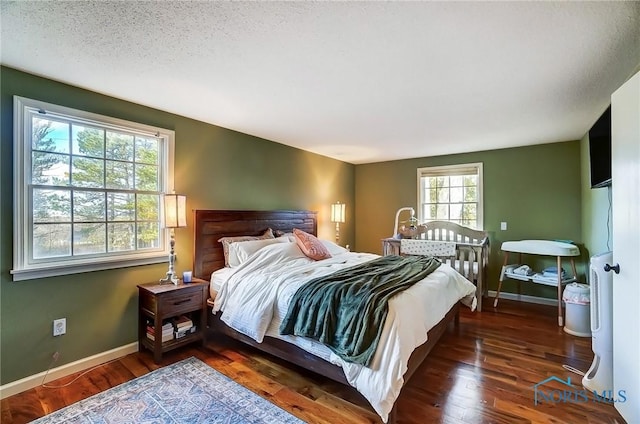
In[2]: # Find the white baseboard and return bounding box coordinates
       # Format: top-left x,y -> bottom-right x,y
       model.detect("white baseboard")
0,342 -> 138,400
487,290 -> 558,306
0,292 -> 557,399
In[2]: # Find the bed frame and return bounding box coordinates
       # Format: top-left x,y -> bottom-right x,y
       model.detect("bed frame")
193,209 -> 460,423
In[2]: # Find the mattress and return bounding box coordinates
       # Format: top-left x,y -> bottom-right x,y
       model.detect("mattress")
501,239 -> 580,256
210,267 -> 233,297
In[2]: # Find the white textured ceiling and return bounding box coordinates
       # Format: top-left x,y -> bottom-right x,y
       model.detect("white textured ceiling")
2,1 -> 639,164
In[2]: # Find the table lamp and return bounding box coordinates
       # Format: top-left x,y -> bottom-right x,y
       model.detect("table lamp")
159,193 -> 186,284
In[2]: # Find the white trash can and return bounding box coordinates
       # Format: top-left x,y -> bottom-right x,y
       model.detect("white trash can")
562,282 -> 591,337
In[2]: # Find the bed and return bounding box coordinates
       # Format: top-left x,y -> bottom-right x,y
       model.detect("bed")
193,210 -> 477,423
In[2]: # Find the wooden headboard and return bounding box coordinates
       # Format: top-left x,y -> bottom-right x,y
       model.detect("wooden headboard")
193,210 -> 317,280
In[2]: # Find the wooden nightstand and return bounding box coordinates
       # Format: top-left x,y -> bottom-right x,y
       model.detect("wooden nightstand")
138,278 -> 209,363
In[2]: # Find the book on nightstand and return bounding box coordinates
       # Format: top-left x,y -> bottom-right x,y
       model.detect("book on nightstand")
174,315 -> 195,339
175,326 -> 196,339
147,322 -> 174,342
174,315 -> 193,330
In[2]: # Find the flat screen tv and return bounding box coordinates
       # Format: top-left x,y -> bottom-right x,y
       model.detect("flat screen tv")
589,105 -> 612,189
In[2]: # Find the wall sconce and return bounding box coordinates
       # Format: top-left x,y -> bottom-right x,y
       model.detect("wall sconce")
330,201 -> 346,244
160,193 -> 187,284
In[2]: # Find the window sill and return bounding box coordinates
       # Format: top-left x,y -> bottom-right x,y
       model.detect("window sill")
11,254 -> 168,281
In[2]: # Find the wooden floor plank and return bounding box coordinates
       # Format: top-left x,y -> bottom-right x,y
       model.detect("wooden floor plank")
1,299 -> 626,424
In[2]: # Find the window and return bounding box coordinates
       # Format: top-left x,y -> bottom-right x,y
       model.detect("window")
12,96 -> 175,281
417,163 -> 483,229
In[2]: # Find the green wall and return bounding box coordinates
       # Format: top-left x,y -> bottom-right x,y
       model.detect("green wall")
0,67 -> 355,385
0,65 -> 603,387
355,141 -> 585,297
580,132 -> 612,262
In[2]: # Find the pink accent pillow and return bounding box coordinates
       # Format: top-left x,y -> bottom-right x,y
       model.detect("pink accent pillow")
293,228 -> 332,261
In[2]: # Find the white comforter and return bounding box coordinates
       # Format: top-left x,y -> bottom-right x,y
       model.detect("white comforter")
212,241 -> 476,422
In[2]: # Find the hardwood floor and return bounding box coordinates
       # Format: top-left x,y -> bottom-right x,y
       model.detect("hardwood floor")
1,299 -> 626,424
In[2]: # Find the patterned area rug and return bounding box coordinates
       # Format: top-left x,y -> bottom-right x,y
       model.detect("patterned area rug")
32,357 -> 304,423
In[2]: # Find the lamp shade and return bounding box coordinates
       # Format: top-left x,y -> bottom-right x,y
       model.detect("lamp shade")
164,194 -> 187,228
331,202 -> 346,224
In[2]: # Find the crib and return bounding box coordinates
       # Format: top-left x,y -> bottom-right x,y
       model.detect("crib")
382,221 -> 490,311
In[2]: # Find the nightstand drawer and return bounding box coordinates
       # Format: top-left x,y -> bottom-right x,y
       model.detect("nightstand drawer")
159,289 -> 203,315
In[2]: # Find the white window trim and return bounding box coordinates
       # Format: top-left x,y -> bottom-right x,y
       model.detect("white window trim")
416,162 -> 484,229
12,96 -> 175,281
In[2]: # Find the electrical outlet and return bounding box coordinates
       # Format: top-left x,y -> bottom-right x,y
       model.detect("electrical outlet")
53,318 -> 66,336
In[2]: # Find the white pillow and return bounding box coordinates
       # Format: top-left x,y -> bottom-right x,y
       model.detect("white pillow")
320,239 -> 349,256
278,232 -> 296,242
254,241 -> 309,264
228,237 -> 292,267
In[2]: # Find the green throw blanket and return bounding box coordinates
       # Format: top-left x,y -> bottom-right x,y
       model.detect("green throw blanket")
279,255 -> 442,367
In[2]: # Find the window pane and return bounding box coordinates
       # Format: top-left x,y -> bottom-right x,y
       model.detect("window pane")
73,223 -> 106,255
462,204 -> 477,226
33,224 -> 71,258
106,131 -> 134,161
33,189 -> 71,223
436,204 -> 449,220
107,192 -> 135,221
73,191 -> 105,221
135,164 -> 159,191
450,187 -> 463,203
428,188 -> 438,203
135,136 -> 159,165
465,204 -> 477,218
32,117 -> 69,153
437,188 -> 450,203
422,204 -> 437,220
422,177 -> 434,190
137,194 -> 159,221
72,125 -> 104,158
72,157 -> 104,188
435,176 -> 448,188
137,222 -> 160,249
450,203 -> 462,221
463,175 -> 477,187
32,152 -> 70,186
108,223 -> 135,252
464,186 -> 477,202
429,205 -> 437,220
106,160 -> 134,189
450,175 -> 463,187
